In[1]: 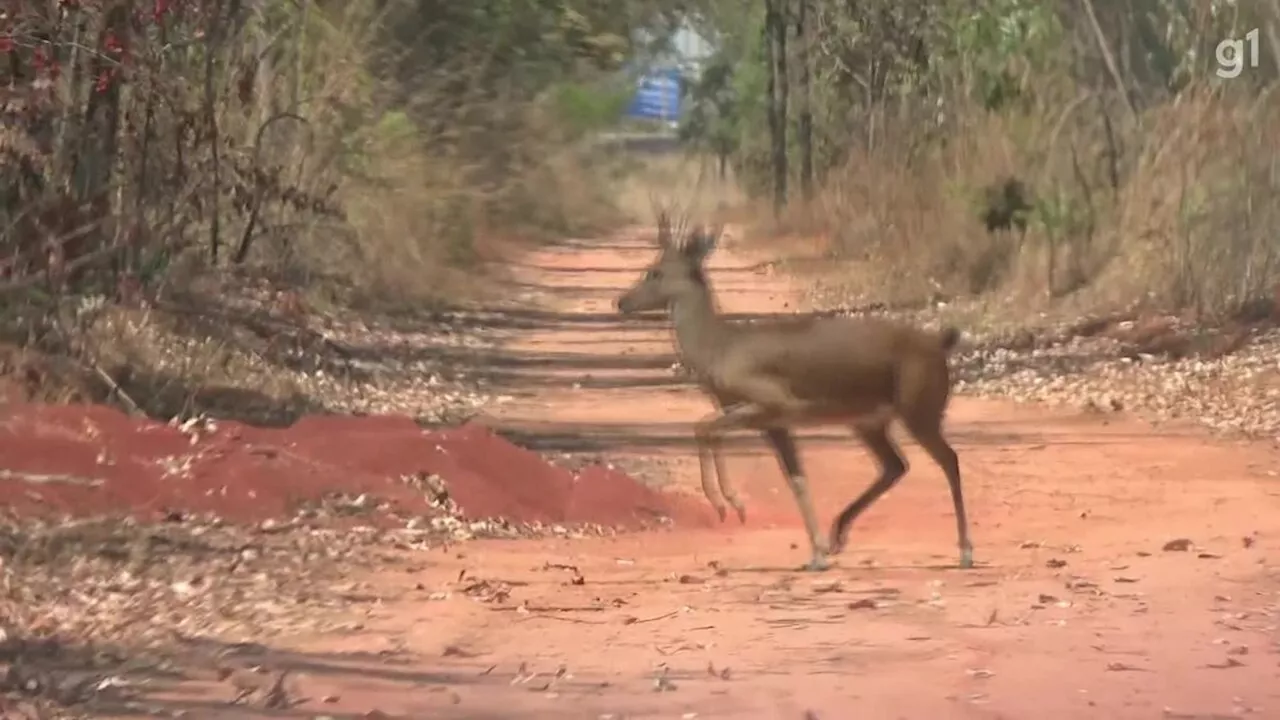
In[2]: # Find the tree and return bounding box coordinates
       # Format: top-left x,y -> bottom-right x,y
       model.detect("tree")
794,0 -> 814,200
678,55 -> 739,178
764,0 -> 788,217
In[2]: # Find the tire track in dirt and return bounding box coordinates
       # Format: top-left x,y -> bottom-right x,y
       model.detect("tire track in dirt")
132,228 -> 1280,719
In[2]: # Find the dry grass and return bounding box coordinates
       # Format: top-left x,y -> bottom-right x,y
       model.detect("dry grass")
1,0 -> 637,422
223,11 -> 624,309
721,82 -> 1280,441
746,85 -> 1280,323
613,151 -> 747,226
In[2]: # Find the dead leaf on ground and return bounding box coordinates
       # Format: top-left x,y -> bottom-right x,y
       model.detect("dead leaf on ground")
261,670 -> 291,709
704,661 -> 731,680
1105,661 -> 1147,672
653,667 -> 677,692
1162,538 -> 1193,552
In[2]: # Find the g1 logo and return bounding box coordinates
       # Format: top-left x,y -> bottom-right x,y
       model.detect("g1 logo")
1216,28 -> 1260,79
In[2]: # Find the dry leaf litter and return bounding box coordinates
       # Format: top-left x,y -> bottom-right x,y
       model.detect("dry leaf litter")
0,279 -> 662,718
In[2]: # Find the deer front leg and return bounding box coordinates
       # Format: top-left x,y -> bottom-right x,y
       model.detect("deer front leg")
707,401 -> 748,523
692,413 -> 731,522
693,403 -> 777,528
763,427 -> 829,571
694,404 -> 760,523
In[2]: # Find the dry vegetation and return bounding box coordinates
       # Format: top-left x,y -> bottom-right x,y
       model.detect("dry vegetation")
0,1 -> 688,715
613,152 -> 746,224
787,87 -> 1280,321
4,0 -> 1280,713
675,0 -> 1280,437
0,0 -> 673,423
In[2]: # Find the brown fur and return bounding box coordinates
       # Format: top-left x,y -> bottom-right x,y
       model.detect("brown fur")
616,220 -> 974,571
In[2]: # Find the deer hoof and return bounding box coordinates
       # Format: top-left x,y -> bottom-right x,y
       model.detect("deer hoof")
959,547 -> 974,569
714,506 -> 728,523
800,556 -> 831,572
732,504 -> 747,524
827,533 -> 847,556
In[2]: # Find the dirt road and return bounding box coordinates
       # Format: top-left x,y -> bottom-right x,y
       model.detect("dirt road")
139,229 -> 1280,719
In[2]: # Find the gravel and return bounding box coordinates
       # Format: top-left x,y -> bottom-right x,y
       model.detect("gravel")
804,281 -> 1280,440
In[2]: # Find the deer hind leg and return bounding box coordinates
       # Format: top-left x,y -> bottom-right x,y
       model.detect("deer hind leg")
903,414 -> 973,569
829,421 -> 908,557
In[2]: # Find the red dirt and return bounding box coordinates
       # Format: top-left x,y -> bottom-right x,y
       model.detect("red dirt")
0,403 -> 710,528
13,226 -> 1280,719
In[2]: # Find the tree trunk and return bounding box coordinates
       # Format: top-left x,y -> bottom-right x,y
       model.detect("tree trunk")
764,0 -> 789,218
795,0 -> 813,201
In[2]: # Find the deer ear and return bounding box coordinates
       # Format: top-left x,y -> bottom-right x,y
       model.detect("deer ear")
656,212 -> 673,247
686,225 -> 719,262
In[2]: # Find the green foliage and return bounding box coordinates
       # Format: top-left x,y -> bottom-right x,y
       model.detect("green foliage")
945,0 -> 1063,110
682,0 -> 1274,202
548,80 -> 634,138
376,0 -> 689,94
678,54 -> 740,158
1033,185 -> 1091,239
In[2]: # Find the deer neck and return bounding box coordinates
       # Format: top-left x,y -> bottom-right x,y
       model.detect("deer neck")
668,281 -> 728,375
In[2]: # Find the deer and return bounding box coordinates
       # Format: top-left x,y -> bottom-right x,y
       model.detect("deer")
614,211 -> 973,572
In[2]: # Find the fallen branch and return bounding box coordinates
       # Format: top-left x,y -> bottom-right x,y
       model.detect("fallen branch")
0,470 -> 105,487
624,610 -> 679,625
517,613 -> 608,625
493,605 -> 605,613
0,240 -> 127,297
87,360 -> 144,417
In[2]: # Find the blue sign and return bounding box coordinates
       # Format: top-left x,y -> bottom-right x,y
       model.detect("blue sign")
625,68 -> 683,122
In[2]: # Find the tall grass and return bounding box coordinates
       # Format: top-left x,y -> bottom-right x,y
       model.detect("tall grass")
759,82 -> 1280,320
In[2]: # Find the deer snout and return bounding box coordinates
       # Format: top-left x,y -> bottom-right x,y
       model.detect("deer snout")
616,286 -> 659,314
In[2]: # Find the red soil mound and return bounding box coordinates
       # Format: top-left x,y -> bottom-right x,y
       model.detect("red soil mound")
0,403 -> 713,529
